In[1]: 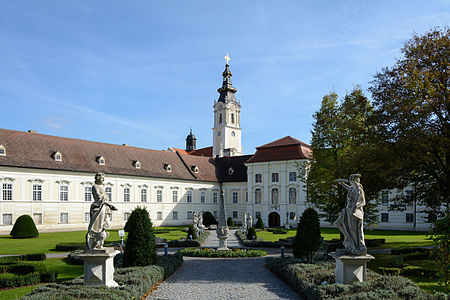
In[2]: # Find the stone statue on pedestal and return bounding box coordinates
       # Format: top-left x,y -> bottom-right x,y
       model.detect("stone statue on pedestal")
330,173 -> 374,285
334,174 -> 367,255
241,212 -> 247,234
86,172 -> 117,250
198,211 -> 204,234
247,213 -> 253,230
216,190 -> 229,250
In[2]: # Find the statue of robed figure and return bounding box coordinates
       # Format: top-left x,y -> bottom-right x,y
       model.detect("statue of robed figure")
86,172 -> 118,250
334,174 -> 367,255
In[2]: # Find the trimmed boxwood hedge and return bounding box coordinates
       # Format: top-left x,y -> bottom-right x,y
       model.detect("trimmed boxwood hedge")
10,215 -> 39,238
0,272 -> 41,288
266,257 -> 446,299
176,247 -> 267,258
167,230 -> 209,247
22,254 -> 183,300
0,253 -> 46,265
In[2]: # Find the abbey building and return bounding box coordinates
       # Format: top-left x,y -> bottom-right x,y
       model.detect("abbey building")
0,62 -> 432,233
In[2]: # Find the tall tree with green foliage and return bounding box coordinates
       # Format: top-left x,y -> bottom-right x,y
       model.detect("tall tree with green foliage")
369,27 -> 450,216
123,207 -> 156,267
304,88 -> 380,224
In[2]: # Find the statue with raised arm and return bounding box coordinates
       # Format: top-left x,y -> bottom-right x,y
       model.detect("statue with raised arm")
86,172 -> 118,250
334,174 -> 367,255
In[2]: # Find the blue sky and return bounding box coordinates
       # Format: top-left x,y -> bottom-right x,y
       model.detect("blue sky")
1,1 -> 448,154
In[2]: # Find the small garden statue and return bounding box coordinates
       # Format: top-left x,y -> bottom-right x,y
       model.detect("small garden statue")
198,211 -> 205,234
247,213 -> 253,230
241,212 -> 247,234
334,174 -> 367,255
86,172 -> 117,250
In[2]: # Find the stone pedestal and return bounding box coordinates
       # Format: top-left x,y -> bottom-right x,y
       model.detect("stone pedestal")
78,247 -> 120,287
217,236 -> 228,251
329,252 -> 374,284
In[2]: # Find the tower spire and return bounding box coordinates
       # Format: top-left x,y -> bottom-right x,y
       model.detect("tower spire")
217,55 -> 237,103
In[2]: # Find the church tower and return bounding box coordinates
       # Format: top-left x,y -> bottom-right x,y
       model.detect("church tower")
212,55 -> 243,157
185,129 -> 196,151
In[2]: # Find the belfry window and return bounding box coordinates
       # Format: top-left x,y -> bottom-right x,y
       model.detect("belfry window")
231,113 -> 235,124
219,113 -> 222,124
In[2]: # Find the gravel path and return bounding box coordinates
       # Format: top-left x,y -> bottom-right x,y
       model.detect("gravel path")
147,256 -> 302,300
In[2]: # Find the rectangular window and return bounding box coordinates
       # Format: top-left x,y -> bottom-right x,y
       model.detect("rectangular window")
232,211 -> 238,219
381,213 -> 389,223
2,213 -> 12,225
187,190 -> 192,203
255,189 -> 262,204
141,188 -> 147,202
173,211 -> 178,220
84,212 -> 90,222
255,174 -> 262,183
187,211 -> 193,220
213,211 -> 218,218
172,190 -> 178,202
157,212 -> 162,220
2,183 -> 12,201
381,190 -> 389,204
157,189 -> 163,202
105,187 -> 112,201
255,212 -> 261,219
271,173 -> 279,182
60,213 -> 68,224
124,188 -> 130,202
33,213 -> 42,224
246,191 -> 248,202
213,192 -> 218,203
232,191 -> 238,204
84,186 -> 91,202
289,212 -> 296,220
406,213 -> 414,223
289,172 -> 297,182
200,191 -> 205,203
59,185 -> 68,202
124,212 -> 130,222
33,184 -> 42,201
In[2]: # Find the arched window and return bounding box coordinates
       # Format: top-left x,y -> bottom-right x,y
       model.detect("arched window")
218,131 -> 221,136
271,188 -> 279,204
255,188 -> 262,204
231,131 -> 235,137
289,188 -> 297,204
231,113 -> 235,124
219,113 -> 222,124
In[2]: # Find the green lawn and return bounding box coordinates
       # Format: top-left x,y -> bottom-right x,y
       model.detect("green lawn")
0,258 -> 84,300
0,226 -> 189,255
257,227 -> 434,248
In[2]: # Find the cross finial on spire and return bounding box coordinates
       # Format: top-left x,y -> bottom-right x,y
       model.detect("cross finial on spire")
224,53 -> 230,65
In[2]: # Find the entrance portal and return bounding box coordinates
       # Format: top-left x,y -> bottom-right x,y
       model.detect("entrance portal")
268,212 -> 280,227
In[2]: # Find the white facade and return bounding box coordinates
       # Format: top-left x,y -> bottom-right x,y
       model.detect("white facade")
212,100 -> 243,157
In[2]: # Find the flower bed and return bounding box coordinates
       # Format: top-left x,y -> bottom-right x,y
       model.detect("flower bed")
22,254 -> 183,300
176,247 -> 267,257
266,257 -> 446,299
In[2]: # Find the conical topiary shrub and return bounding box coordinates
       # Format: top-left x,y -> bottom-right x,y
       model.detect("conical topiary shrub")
255,216 -> 264,230
187,225 -> 197,240
202,211 -> 218,227
293,208 -> 322,263
123,207 -> 156,267
227,217 -> 234,227
10,215 -> 39,238
247,226 -> 257,240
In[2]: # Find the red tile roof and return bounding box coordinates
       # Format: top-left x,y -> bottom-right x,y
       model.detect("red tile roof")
0,128 -> 218,182
170,146 -> 213,157
246,136 -> 311,163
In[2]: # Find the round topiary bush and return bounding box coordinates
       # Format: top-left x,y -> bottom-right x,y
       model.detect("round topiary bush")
227,217 -> 234,227
293,207 -> 322,263
255,216 -> 264,230
202,211 -> 218,227
187,225 -> 198,240
123,207 -> 156,267
10,215 -> 39,238
247,227 -> 257,240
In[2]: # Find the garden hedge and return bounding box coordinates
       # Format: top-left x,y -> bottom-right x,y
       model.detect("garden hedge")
22,254 -> 183,300
0,253 -> 46,265
167,230 -> 209,247
10,214 -> 39,238
176,247 -> 267,258
266,257 -> 447,299
236,230 -> 293,248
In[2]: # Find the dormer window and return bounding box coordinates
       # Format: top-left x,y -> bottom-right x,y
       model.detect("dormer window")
191,165 -> 199,173
97,156 -> 105,166
0,145 -> 5,156
53,151 -> 62,162
228,167 -> 234,175
164,163 -> 172,172
134,161 -> 141,169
